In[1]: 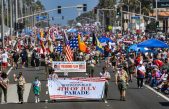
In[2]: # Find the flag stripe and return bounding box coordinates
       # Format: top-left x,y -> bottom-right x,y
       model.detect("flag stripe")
65,45 -> 73,61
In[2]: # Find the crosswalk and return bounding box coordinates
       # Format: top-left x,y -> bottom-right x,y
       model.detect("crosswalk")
2,83 -> 32,103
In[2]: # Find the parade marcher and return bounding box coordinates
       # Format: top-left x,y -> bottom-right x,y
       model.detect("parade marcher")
48,69 -> 58,80
20,48 -> 27,68
87,56 -> 96,77
110,52 -> 116,71
0,72 -> 9,104
31,49 -> 36,67
115,66 -> 128,101
33,77 -> 41,103
128,54 -> 135,82
12,49 -> 19,69
137,63 -> 146,88
34,50 -> 40,70
13,72 -> 26,104
104,45 -> 111,68
100,67 -> 111,103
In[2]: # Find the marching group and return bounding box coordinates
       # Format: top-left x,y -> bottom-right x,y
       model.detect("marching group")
0,26 -> 169,104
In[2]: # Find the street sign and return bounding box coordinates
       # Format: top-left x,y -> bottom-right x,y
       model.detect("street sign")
36,16 -> 47,21
131,16 -> 140,19
153,0 -> 169,8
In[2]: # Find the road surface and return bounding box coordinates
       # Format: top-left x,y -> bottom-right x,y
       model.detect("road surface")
0,62 -> 168,109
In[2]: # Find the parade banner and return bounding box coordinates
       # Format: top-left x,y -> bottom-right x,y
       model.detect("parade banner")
48,77 -> 106,100
52,61 -> 86,72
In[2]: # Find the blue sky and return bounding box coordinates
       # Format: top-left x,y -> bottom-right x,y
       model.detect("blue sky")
40,0 -> 99,25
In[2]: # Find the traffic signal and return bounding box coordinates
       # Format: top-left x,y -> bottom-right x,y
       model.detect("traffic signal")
83,4 -> 87,12
58,6 -> 61,14
52,17 -> 54,20
156,21 -> 159,28
14,22 -> 24,31
62,16 -> 64,20
116,8 -> 121,16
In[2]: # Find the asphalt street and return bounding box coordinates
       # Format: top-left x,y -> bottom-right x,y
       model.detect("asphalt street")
0,62 -> 168,109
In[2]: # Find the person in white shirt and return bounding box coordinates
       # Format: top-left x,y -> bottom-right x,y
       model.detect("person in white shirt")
100,67 -> 111,103
1,51 -> 8,70
48,70 -> 58,80
137,63 -> 146,88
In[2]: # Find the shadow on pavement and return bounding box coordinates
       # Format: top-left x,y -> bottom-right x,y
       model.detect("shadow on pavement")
159,102 -> 169,107
107,98 -> 121,101
40,99 -> 103,103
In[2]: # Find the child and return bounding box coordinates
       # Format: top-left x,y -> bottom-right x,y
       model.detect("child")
33,77 -> 41,103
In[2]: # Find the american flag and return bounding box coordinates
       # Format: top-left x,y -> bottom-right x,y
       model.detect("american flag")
69,36 -> 79,49
64,44 -> 73,61
64,30 -> 73,62
55,36 -> 78,53
55,45 -> 63,53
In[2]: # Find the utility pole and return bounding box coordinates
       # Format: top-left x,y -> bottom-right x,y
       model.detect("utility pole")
139,1 -> 141,34
10,0 -> 13,36
15,0 -> 18,37
1,0 -> 5,48
102,11 -> 105,31
121,6 -> 123,34
6,0 -> 9,27
96,9 -> 99,23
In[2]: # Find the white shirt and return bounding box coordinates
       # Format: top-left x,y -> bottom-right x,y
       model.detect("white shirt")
137,65 -> 146,73
1,53 -> 8,63
100,71 -> 111,80
49,73 -> 58,80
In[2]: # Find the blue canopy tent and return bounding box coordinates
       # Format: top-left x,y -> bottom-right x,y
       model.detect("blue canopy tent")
137,39 -> 169,48
128,44 -> 148,53
98,36 -> 113,43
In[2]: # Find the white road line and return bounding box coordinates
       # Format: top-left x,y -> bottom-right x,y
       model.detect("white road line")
24,83 -> 32,103
144,84 -> 169,101
7,67 -> 13,75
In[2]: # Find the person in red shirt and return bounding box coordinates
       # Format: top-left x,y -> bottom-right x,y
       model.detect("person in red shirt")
154,59 -> 163,68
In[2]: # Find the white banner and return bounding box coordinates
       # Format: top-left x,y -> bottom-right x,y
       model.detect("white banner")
52,61 -> 86,72
48,78 -> 105,100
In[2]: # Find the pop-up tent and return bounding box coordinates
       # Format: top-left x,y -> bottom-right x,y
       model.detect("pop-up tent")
98,36 -> 113,43
98,36 -> 115,46
137,39 -> 168,48
128,44 -> 148,52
